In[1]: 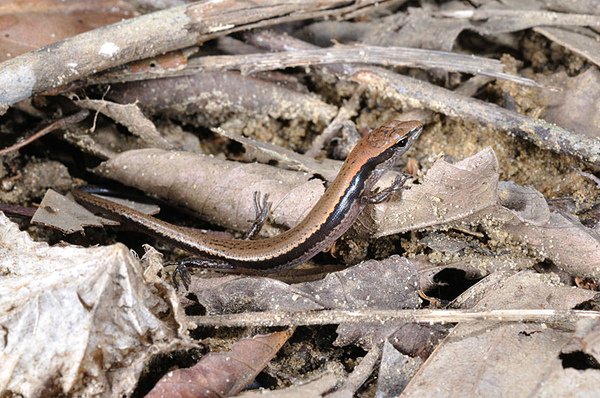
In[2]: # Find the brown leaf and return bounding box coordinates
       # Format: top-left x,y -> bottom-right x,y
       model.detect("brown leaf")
376,340 -> 422,397
185,256 -> 420,316
535,26 -> 600,67
107,71 -> 337,125
401,271 -> 597,397
75,99 -> 174,150
536,68 -> 600,138
95,148 -> 326,233
238,372 -> 339,397
147,329 -> 293,398
31,188 -> 117,233
483,182 -> 600,280
369,148 -> 499,237
186,256 -> 421,350
0,0 -> 133,61
213,126 -> 342,182
31,189 -> 159,234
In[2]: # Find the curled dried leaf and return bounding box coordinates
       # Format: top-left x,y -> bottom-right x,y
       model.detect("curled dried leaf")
369,148 -> 499,237
0,213 -> 189,397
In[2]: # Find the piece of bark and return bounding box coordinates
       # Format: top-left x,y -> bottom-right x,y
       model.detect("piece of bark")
0,0 -> 392,105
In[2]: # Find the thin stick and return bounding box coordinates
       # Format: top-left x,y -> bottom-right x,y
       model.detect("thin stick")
92,45 -> 539,87
0,110 -> 89,155
188,308 -> 600,328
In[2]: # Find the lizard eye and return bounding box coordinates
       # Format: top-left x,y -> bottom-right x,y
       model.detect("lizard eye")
395,136 -> 409,148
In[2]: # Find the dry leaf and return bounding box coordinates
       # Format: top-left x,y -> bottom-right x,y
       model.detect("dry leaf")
481,182 -> 600,280
107,71 -> 337,126
95,148 -> 326,233
31,189 -> 159,234
75,99 -> 174,150
185,256 -> 419,316
376,340 -> 422,397
147,329 -> 293,398
401,271 -> 597,397
213,126 -> 342,182
535,26 -> 600,67
329,344 -> 382,397
185,256 -> 420,351
536,68 -> 600,139
238,372 -> 339,397
0,213 -> 189,397
31,189 -> 117,233
369,147 -> 499,237
0,0 -> 133,61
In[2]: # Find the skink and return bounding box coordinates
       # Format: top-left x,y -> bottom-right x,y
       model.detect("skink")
73,119 -> 422,272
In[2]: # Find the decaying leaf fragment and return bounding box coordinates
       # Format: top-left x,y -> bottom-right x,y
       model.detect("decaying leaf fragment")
75,98 -> 175,150
147,329 -> 293,398
0,213 -> 189,397
31,189 -> 160,234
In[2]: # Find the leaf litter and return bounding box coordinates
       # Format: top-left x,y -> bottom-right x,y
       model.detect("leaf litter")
0,0 -> 600,396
